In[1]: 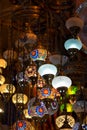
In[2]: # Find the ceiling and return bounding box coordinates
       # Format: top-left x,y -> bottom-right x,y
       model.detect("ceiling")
0,0 -> 87,129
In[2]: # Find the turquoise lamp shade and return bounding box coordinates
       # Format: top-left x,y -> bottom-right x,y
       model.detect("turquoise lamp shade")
64,38 -> 82,51
38,64 -> 57,77
52,76 -> 72,89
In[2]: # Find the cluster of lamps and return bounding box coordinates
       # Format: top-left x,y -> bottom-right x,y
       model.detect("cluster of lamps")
0,3 -> 86,129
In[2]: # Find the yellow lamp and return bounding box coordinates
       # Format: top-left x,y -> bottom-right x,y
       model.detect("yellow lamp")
0,58 -> 7,69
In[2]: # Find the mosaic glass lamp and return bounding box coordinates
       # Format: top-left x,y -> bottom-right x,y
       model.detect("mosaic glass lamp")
56,115 -> 75,130
13,120 -> 35,130
30,43 -> 47,65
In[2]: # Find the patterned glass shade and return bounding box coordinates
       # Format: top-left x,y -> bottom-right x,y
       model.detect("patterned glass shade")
37,87 -> 60,100
0,58 -> 7,69
38,64 -> 57,77
64,38 -> 82,50
28,97 -> 48,118
0,84 -> 15,94
48,54 -> 68,66
30,48 -> 47,61
12,93 -> 28,105
13,120 -> 35,130
52,76 -> 72,89
25,65 -> 37,78
56,115 -> 75,129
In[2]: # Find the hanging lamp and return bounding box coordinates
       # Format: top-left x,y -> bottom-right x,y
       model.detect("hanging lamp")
52,75 -> 72,90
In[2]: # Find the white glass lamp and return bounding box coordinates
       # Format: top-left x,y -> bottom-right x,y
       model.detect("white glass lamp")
38,64 -> 57,77
64,38 -> 82,51
66,17 -> 84,30
52,76 -> 72,89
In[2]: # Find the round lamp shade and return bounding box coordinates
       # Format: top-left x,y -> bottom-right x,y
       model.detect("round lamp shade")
28,97 -> 48,118
38,64 -> 57,77
65,17 -> 84,30
0,58 -> 7,69
30,48 -> 47,61
0,84 -> 15,94
52,76 -> 72,89
56,115 -> 75,129
64,38 -> 82,51
12,93 -> 28,104
48,54 -> 68,65
13,120 -> 35,130
0,75 -> 5,85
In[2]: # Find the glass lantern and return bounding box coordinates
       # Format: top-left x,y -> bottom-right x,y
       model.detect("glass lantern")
52,76 -> 72,89
64,38 -> 82,51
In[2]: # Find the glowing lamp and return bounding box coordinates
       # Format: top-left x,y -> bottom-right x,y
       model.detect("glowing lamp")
23,109 -> 32,119
0,84 -> 15,94
37,87 -> 60,100
38,64 -> 57,77
64,38 -> 82,51
12,93 -> 28,105
0,58 -> 7,69
67,86 -> 78,95
56,115 -> 75,129
0,75 -> 5,85
30,49 -> 47,62
52,76 -> 72,89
